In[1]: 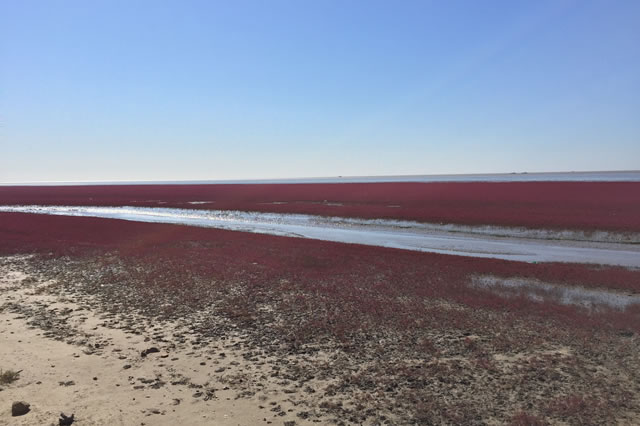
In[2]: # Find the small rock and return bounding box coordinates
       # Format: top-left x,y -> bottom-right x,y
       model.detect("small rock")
11,401 -> 30,416
59,412 -> 75,425
141,347 -> 160,357
123,365 -> 132,370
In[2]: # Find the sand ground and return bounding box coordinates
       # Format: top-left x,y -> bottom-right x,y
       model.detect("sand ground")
0,257 -> 321,426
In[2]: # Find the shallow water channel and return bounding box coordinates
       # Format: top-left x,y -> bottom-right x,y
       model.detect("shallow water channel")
1,205 -> 639,268
472,275 -> 640,310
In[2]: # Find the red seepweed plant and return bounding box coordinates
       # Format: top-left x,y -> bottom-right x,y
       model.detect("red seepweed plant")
2,181 -> 639,231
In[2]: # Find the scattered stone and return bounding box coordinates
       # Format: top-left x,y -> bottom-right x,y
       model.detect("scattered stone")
123,364 -> 132,370
141,347 -> 160,357
59,380 -> 75,387
59,412 -> 75,425
11,401 -> 30,416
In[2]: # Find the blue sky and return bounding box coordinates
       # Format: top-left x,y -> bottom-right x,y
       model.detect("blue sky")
1,0 -> 639,182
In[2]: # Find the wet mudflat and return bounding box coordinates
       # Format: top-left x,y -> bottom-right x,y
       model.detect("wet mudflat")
473,275 -> 640,310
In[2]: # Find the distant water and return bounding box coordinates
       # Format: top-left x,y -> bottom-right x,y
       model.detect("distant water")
1,205 -> 639,267
2,171 -> 640,186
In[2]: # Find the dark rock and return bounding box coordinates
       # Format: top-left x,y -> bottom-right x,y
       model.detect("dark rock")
11,401 -> 30,416
123,364 -> 132,370
59,412 -> 75,425
141,347 -> 160,357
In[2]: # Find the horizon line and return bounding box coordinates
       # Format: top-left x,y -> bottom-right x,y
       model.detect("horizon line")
2,169 -> 640,186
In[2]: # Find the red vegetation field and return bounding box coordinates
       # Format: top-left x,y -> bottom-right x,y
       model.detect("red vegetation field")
2,181 -> 640,231
3,212 -> 640,424
2,212 -> 639,334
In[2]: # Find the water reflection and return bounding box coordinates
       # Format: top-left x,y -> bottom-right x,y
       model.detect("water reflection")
472,275 -> 640,310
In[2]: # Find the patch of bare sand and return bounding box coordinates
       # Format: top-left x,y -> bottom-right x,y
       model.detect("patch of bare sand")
0,258 -> 323,426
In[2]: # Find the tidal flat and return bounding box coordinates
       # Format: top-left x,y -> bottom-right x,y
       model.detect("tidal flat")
1,210 -> 640,425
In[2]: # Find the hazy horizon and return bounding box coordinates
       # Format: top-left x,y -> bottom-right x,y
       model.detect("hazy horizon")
3,169 -> 640,186
2,1 -> 639,183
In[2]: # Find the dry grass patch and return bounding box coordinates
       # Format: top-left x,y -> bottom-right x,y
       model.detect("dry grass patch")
0,368 -> 21,384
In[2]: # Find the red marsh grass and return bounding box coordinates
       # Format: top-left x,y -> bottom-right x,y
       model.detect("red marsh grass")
2,181 -> 640,231
2,212 -> 640,424
1,212 -> 639,334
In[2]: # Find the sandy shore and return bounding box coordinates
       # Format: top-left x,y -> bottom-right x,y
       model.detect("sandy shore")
0,257 -> 323,425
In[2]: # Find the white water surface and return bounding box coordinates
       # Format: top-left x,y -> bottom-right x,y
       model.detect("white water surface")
1,205 -> 639,267
473,276 -> 640,310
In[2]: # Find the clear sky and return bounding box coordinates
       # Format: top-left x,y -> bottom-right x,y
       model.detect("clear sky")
1,0 -> 639,182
